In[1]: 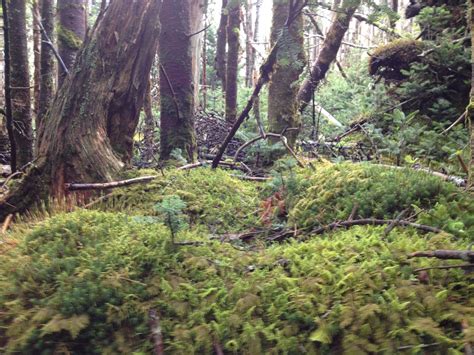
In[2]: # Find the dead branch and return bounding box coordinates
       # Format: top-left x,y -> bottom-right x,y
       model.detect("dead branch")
378,164 -> 466,187
409,250 -> 474,262
65,176 -> 158,191
1,214 -> 13,234
159,64 -> 180,121
230,174 -> 270,182
383,209 -> 409,237
413,264 -> 474,273
149,309 -> 164,355
178,160 -> 252,174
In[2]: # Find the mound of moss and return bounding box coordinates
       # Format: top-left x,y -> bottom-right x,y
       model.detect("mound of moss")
277,162 -> 473,239
1,210 -> 472,353
99,168 -> 260,233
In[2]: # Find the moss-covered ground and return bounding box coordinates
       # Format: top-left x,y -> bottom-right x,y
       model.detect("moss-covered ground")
0,163 -> 473,354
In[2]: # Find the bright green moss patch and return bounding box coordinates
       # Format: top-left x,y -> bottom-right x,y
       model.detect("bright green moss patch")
1,210 -> 472,353
99,168 -> 261,233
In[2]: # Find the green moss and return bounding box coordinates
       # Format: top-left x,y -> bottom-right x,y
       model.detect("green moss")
0,210 -> 471,353
58,25 -> 83,50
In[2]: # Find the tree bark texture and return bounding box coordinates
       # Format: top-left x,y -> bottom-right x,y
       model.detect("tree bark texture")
252,0 -> 262,125
38,0 -> 55,131
33,0 -> 41,119
9,0 -> 33,167
469,0 -> 474,189
244,0 -> 254,87
159,0 -> 204,162
225,0 -> 241,123
215,0 -> 228,90
58,0 -> 87,86
297,0 -> 361,112
0,0 -> 162,220
268,0 -> 306,147
143,80 -> 155,162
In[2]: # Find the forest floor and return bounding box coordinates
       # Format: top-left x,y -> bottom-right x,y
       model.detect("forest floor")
0,161 -> 473,353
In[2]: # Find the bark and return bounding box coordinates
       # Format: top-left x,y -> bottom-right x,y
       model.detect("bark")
252,0 -> 262,125
58,0 -> 87,86
38,0 -> 55,131
159,0 -> 204,162
33,0 -> 41,119
1,0 -> 16,172
244,0 -> 254,87
297,0 -> 361,112
9,0 -> 33,167
0,0 -> 162,220
268,0 -> 306,147
225,0 -> 241,123
143,80 -> 155,162
215,0 -> 228,90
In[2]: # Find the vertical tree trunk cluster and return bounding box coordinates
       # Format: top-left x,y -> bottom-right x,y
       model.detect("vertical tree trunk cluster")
8,0 -> 33,167
0,0 -> 162,220
159,0 -> 204,162
225,0 -> 241,123
268,0 -> 306,147
58,0 -> 87,86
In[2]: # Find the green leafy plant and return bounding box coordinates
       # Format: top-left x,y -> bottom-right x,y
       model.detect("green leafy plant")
154,195 -> 188,244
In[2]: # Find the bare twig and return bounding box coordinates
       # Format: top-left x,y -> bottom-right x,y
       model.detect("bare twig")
1,214 -> 13,234
160,64 -> 180,121
66,176 -> 158,191
409,250 -> 474,262
442,111 -> 467,134
348,203 -> 359,221
383,209 -> 409,237
187,23 -> 211,38
1,171 -> 23,191
413,264 -> 474,273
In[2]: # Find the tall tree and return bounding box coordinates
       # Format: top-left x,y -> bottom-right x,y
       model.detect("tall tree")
33,0 -> 41,119
252,0 -> 262,125
215,0 -> 228,90
38,0 -> 55,130
244,0 -> 254,87
0,0 -> 162,219
469,0 -> 474,189
58,0 -> 87,86
225,0 -> 241,123
143,79 -> 155,162
159,0 -> 204,162
268,0 -> 306,147
8,0 -> 33,167
297,0 -> 361,111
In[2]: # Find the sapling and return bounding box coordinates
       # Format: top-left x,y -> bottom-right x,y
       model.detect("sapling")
154,195 -> 188,245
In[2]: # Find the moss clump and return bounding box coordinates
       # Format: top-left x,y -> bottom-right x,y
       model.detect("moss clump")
57,25 -> 83,50
1,210 -> 472,353
98,168 -> 261,233
369,39 -> 425,81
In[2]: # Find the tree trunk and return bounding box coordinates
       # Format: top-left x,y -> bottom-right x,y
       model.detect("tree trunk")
159,0 -> 204,162
1,0 -> 16,172
252,0 -> 262,126
143,79 -> 155,162
225,1 -> 241,123
244,0 -> 254,88
37,0 -> 55,132
297,0 -> 361,112
215,0 -> 228,90
58,0 -> 87,86
0,0 -> 162,220
33,0 -> 41,120
9,0 -> 33,167
268,0 -> 306,147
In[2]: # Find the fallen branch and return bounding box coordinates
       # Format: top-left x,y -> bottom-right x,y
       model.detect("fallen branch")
178,160 -> 252,174
1,214 -> 13,234
230,174 -> 270,182
65,176 -> 158,191
377,164 -> 466,187
413,264 -> 474,273
408,250 -> 474,262
149,309 -> 164,355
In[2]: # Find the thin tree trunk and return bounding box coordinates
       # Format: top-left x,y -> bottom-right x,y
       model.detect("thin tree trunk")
297,0 -> 361,112
58,0 -> 87,86
268,0 -> 306,147
143,79 -> 155,162
1,0 -> 16,172
0,0 -> 162,220
215,0 -> 228,90
9,0 -> 33,167
225,1 -> 241,123
33,0 -> 41,120
469,0 -> 474,189
244,0 -> 254,88
202,24 -> 208,109
159,0 -> 204,162
252,0 -> 261,126
37,0 -> 55,132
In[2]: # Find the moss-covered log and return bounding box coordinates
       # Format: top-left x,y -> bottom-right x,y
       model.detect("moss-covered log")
159,0 -> 204,162
57,0 -> 87,86
268,0 -> 306,148
0,0 -> 162,220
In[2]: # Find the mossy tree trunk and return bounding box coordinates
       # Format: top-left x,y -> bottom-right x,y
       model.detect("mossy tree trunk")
143,79 -> 155,162
469,0 -> 474,189
9,0 -> 33,167
215,0 -> 228,90
268,0 -> 306,147
0,0 -> 162,220
58,0 -> 87,86
159,0 -> 204,162
37,0 -> 55,132
297,0 -> 361,112
225,0 -> 241,123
